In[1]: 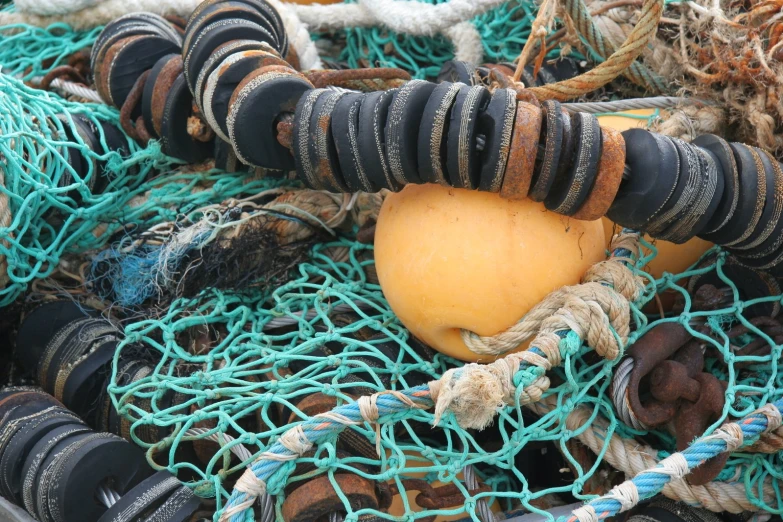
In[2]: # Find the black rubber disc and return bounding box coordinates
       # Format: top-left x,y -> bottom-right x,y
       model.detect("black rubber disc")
446,84 -> 491,189
15,301 -> 96,377
194,39 -> 273,110
60,340 -> 119,424
606,129 -> 679,229
229,70 -> 312,170
141,53 -> 179,140
355,89 -> 400,191
160,73 -> 214,163
693,134 -> 739,237
417,81 -> 460,187
385,80 -> 437,185
331,92 -> 375,192
437,61 -> 478,84
142,485 -> 202,522
727,147 -> 779,251
46,433 -> 152,522
545,111 -> 602,215
183,1 -> 279,57
477,87 -> 516,192
106,35 -> 181,108
706,143 -> 764,246
529,100 -> 564,201
184,19 -> 277,93
96,470 -> 180,522
204,50 -> 287,142
0,406 -> 79,503
307,90 -> 349,192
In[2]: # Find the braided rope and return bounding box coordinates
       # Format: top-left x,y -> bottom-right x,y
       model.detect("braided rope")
219,232 -> 643,521
565,402 -> 783,521
529,0 -> 664,100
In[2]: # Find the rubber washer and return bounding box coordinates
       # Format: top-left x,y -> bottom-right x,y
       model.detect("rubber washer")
182,2 -> 279,57
229,67 -> 312,170
528,100 -> 564,201
447,84 -> 491,189
606,129 -> 679,229
417,81 -> 461,187
148,55 -> 184,138
727,147 -> 780,250
194,39 -> 277,111
96,470 -> 180,522
306,90 -> 350,192
183,18 -> 277,93
572,125 -> 626,221
476,87 -> 516,192
499,101 -> 543,200
707,143 -> 766,246
331,92 -> 374,192
46,433 -> 152,522
437,61 -> 478,84
142,485 -> 203,522
646,137 -> 706,241
104,34 -> 181,108
355,89 -> 401,191
142,53 -> 180,140
692,134 -> 738,237
728,150 -> 783,259
60,340 -> 119,425
545,111 -> 602,215
15,301 -> 96,377
160,73 -> 214,163
385,79 -> 437,185
203,49 -> 289,142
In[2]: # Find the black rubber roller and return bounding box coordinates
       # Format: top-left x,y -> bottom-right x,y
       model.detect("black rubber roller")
727,147 -> 780,251
229,69 -> 312,171
693,134 -> 738,238
142,486 -> 202,522
105,35 -> 181,108
15,301 -> 97,376
386,80 -> 437,185
331,93 -> 375,192
545,112 -> 602,215
60,340 -> 119,424
96,470 -> 180,522
356,89 -> 401,191
437,61 -> 479,85
42,433 -> 152,522
528,100 -> 564,201
417,81 -> 461,187
161,73 -> 214,163
447,84 -> 491,189
607,129 -> 679,229
476,87 -> 516,192
183,19 -> 278,92
183,1 -> 280,57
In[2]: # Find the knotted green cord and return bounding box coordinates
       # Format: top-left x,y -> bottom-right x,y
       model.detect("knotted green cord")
111,235 -> 783,520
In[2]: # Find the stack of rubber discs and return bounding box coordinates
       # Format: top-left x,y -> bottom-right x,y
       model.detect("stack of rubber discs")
0,387 -> 159,522
436,58 -> 583,87
91,13 -> 183,110
50,112 -> 137,203
607,131 -> 783,271
96,470 -> 202,522
15,301 -> 121,427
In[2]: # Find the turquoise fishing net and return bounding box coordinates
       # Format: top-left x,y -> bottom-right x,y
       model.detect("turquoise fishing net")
0,69 -> 287,307
316,0 -> 549,79
108,234 -> 783,520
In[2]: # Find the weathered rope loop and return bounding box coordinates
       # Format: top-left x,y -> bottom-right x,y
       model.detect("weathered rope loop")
528,0 -> 664,100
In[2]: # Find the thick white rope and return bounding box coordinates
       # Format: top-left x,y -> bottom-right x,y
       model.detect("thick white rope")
293,0 -> 505,64
14,0 -> 106,16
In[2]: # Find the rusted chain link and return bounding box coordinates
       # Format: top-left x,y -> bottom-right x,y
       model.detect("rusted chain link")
119,69 -> 151,144
37,66 -> 86,91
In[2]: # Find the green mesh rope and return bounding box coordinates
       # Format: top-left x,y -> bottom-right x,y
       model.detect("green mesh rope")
0,68 -> 287,307
109,235 -> 783,520
0,4 -> 101,80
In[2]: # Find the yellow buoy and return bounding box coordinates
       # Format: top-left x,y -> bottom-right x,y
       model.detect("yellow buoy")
375,184 -> 606,362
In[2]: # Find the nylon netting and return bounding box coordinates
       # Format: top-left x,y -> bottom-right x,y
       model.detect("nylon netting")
0,68 -> 284,307
108,234 -> 783,521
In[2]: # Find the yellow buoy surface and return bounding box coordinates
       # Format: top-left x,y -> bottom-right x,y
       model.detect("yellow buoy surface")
375,184 -> 606,362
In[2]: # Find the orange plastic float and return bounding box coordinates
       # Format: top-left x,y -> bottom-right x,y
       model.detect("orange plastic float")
375,184 -> 606,362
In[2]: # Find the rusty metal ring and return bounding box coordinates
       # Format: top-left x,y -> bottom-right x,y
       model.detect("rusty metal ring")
499,101 -> 542,200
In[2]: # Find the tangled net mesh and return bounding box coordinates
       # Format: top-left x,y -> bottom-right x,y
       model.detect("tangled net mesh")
108,234 -> 783,520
